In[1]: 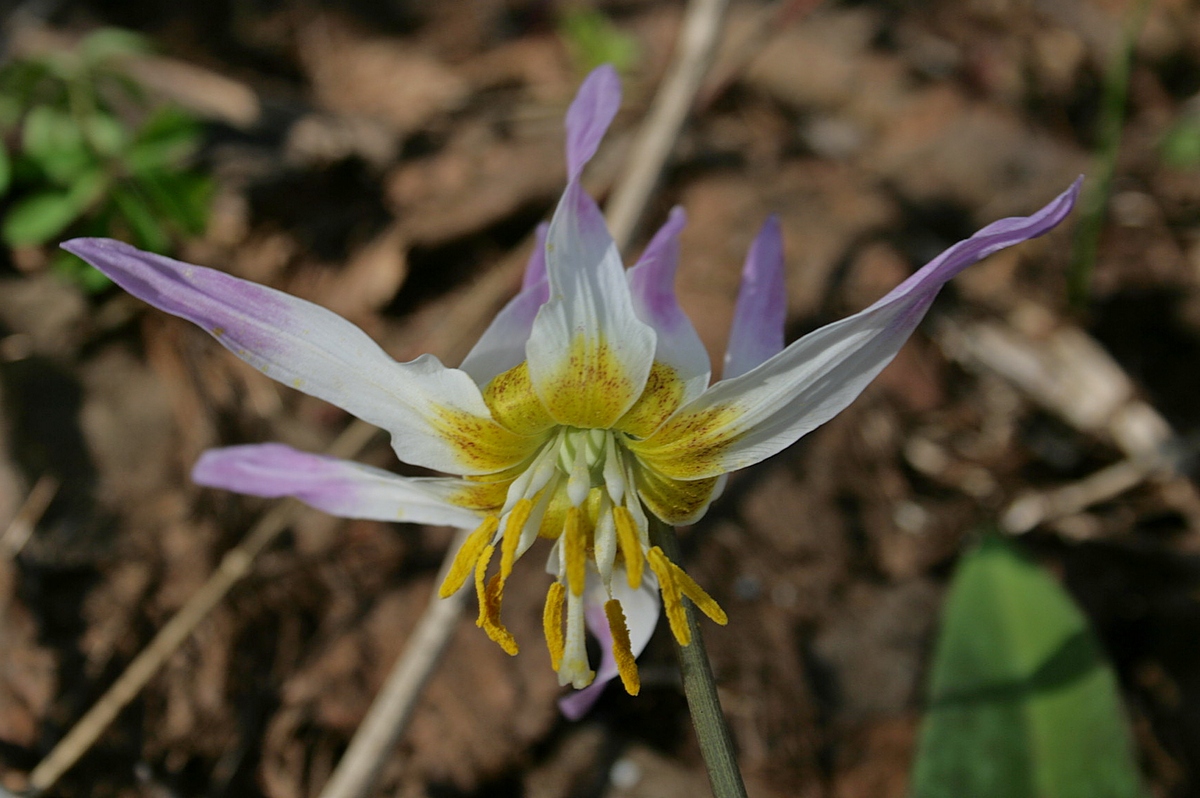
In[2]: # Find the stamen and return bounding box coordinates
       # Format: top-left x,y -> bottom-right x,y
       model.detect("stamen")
474,544 -> 517,655
612,506 -> 644,589
603,433 -> 625,504
647,546 -> 690,646
564,506 -> 587,596
560,588 -> 595,688
499,498 -> 534,581
604,600 -> 641,695
671,560 -> 728,626
438,515 -> 499,598
543,581 -> 566,670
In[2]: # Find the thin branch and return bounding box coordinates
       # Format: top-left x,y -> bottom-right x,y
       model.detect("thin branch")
606,0 -> 731,252
26,420 -> 380,795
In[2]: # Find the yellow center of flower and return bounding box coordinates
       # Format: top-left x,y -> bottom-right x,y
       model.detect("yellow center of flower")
437,359 -> 727,692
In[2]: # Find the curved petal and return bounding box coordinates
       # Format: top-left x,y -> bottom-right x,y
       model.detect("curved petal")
565,65 -> 621,181
627,207 -> 711,402
459,223 -> 550,386
559,571 -> 660,720
525,75 -> 656,429
193,444 -> 484,527
629,179 -> 1081,479
723,215 -> 786,380
64,238 -> 537,476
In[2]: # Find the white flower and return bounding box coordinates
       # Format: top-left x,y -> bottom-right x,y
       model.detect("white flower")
64,65 -> 1080,702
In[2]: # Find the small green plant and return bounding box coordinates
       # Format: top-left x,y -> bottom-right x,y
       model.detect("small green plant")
0,27 -> 213,292
558,8 -> 639,76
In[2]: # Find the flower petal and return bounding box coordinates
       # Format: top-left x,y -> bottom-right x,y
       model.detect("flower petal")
559,571 -> 660,720
627,207 -> 711,402
64,238 -> 537,476
723,215 -> 786,380
565,64 -> 621,181
525,181 -> 655,428
629,179 -> 1081,479
459,223 -> 550,386
192,444 -> 484,527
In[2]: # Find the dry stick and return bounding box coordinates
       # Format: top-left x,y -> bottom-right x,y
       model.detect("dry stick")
314,530 -> 469,798
605,0 -> 731,251
26,419 -> 380,795
0,474 -> 60,557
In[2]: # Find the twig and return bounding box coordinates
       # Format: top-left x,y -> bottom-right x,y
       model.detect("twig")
605,0 -> 731,251
315,529 -> 469,798
25,419 -> 379,795
0,474 -> 59,557
648,519 -> 747,798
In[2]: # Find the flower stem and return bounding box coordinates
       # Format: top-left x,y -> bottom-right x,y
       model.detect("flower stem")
649,519 -> 747,798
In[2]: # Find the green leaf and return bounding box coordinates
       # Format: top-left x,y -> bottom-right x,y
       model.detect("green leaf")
110,184 -> 170,252
81,112 -> 127,157
21,106 -> 93,184
134,169 -> 212,236
80,28 -> 152,67
1160,113 -> 1200,168
2,168 -> 107,246
0,144 -> 11,196
558,9 -> 639,74
912,536 -> 1143,798
125,106 -> 202,171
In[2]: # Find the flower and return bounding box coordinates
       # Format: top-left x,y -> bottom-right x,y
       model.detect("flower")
63,65 -> 1080,703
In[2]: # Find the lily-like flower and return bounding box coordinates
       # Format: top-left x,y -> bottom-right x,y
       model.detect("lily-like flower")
63,65 -> 1080,703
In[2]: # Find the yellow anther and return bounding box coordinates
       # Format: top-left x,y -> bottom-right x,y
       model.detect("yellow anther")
564,506 -> 587,596
612,506 -> 643,589
543,581 -> 566,671
439,516 -> 499,598
499,498 -> 534,581
671,560 -> 728,626
473,544 -> 517,655
647,547 -> 689,646
604,600 -> 640,695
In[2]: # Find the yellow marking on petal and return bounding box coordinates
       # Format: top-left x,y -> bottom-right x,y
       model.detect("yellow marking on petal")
499,498 -> 534,581
647,547 -> 690,646
612,506 -> 644,589
626,402 -> 746,480
429,405 -> 542,474
615,361 -> 686,439
604,600 -> 641,695
446,478 -> 512,512
543,581 -> 566,671
564,506 -> 587,596
537,335 -> 644,429
634,465 -> 720,526
483,362 -> 557,435
438,516 -> 499,598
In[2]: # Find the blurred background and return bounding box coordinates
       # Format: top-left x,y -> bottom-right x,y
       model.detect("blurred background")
0,0 -> 1199,796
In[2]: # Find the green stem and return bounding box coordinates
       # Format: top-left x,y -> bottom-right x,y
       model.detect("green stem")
649,519 -> 748,798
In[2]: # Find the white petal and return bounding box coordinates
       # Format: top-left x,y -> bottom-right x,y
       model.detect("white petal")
192,444 -> 482,527
627,207 -> 711,401
64,238 -> 537,476
629,180 -> 1081,479
525,182 -> 656,428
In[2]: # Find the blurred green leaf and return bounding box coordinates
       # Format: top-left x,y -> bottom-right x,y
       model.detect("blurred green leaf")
912,536 -> 1142,798
2,168 -> 107,246
0,145 -> 11,196
1160,113 -> 1200,168
135,169 -> 212,236
21,106 -> 93,184
125,106 -> 202,171
111,184 -> 170,252
80,27 -> 152,66
83,112 -> 127,157
559,9 -> 639,74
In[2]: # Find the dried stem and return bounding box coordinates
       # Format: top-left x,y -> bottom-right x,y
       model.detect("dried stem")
649,519 -> 747,798
26,419 -> 380,795
606,0 -> 730,251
